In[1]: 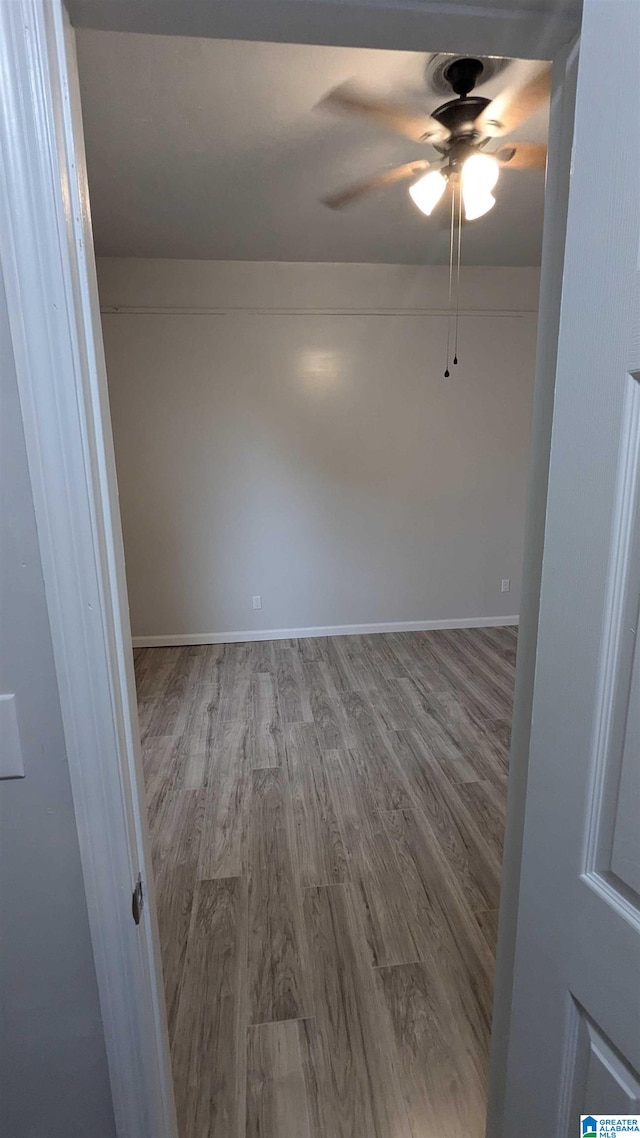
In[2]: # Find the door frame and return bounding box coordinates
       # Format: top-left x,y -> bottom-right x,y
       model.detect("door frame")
0,1 -> 582,1134
0,3 -> 176,1135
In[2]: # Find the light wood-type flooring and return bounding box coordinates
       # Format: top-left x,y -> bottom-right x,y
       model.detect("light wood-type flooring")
135,626 -> 516,1138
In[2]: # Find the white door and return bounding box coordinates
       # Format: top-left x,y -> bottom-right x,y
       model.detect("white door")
499,1 -> 640,1135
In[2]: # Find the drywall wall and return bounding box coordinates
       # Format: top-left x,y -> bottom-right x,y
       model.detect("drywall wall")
98,259 -> 539,641
0,270 -> 116,1136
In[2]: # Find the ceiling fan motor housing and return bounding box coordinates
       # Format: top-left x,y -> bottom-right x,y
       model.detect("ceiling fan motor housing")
431,95 -> 491,142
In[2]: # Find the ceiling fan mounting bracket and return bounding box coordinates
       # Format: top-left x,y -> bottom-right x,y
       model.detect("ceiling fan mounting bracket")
442,57 -> 484,97
425,53 -> 510,96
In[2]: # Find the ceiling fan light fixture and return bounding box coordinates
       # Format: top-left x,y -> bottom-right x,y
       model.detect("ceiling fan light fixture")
409,169 -> 447,216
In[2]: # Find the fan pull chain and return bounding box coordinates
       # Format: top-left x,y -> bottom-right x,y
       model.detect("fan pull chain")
453,178 -> 462,367
444,186 -> 455,378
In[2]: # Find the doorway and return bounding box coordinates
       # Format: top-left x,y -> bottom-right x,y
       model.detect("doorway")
0,0 -> 578,1133
76,26 -> 551,1138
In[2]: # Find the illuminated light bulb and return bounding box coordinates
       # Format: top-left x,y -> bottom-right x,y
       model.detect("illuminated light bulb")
462,152 -> 500,220
462,153 -> 500,192
409,170 -> 447,216
462,188 -> 496,220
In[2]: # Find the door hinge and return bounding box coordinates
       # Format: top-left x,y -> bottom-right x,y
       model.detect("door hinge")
132,873 -> 144,925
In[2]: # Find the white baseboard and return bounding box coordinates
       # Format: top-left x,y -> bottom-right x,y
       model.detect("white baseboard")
131,614 -> 519,648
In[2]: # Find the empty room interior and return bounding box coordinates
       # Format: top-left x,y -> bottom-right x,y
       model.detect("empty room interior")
76,29 -> 550,1138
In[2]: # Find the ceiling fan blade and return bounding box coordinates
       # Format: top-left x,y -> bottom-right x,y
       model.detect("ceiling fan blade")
318,82 -> 450,144
322,159 -> 432,209
474,65 -> 552,137
495,142 -> 548,169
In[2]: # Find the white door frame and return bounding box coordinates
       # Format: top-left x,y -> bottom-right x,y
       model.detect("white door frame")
486,31 -> 580,1136
0,1 -> 581,1134
0,3 -> 176,1135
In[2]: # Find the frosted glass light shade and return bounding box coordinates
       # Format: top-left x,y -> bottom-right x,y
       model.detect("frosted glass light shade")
462,153 -> 499,219
409,170 -> 447,216
462,188 -> 496,220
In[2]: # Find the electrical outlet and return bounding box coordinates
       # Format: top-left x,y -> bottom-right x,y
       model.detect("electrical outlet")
501,578 -> 511,594
252,595 -> 262,610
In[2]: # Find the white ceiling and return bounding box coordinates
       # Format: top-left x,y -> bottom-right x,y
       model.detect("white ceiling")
76,32 -> 550,266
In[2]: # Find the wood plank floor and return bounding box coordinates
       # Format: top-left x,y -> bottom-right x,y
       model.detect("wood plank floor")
136,627 -> 516,1138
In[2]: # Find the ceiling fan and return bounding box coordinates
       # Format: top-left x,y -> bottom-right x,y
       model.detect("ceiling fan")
319,56 -> 550,220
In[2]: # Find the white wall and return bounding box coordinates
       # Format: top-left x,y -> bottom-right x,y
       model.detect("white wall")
98,259 -> 539,642
0,270 -> 116,1135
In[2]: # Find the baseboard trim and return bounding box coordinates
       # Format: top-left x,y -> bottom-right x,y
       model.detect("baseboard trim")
131,615 -> 519,648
